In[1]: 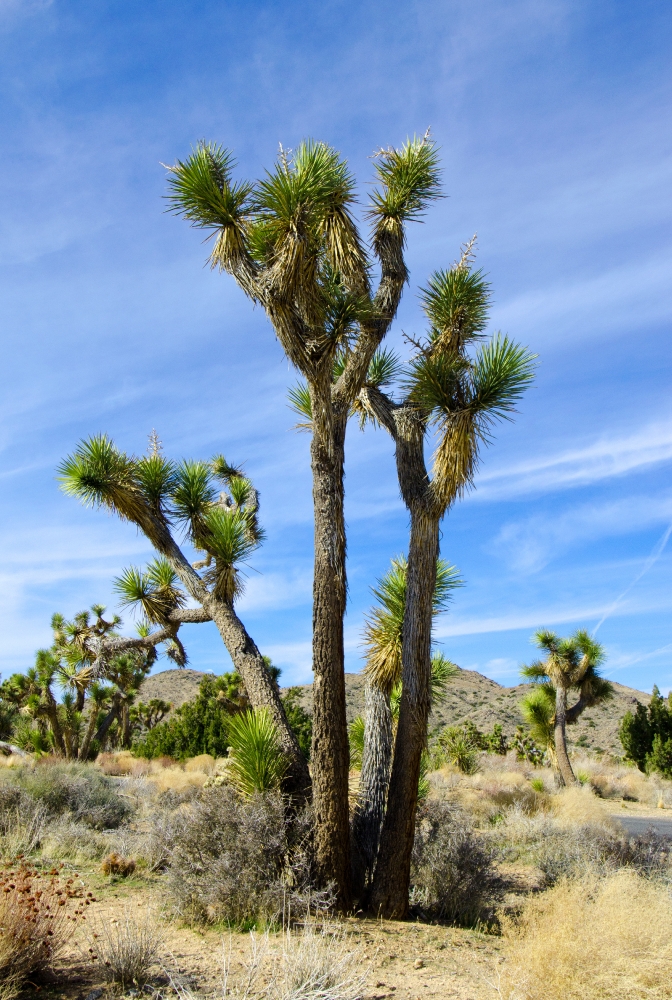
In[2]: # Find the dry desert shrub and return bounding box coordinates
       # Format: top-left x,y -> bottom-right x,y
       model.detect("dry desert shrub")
411,800 -> 505,924
88,906 -> 163,991
0,861 -> 91,999
494,870 -> 672,1000
101,852 -> 136,877
165,786 -> 332,926
0,758 -> 131,829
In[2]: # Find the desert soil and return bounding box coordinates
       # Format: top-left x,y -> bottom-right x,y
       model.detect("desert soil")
43,871 -> 508,1000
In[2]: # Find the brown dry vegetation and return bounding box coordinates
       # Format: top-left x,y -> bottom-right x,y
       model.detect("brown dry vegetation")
2,749 -> 672,1000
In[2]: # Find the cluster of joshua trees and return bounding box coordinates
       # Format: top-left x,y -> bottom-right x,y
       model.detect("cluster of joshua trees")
54,133 -> 545,916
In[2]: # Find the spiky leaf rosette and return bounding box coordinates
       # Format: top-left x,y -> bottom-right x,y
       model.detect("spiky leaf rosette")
114,557 -> 187,625
368,134 -> 442,252
226,708 -> 289,797
363,555 -> 461,694
165,142 -> 255,271
58,435 -> 145,523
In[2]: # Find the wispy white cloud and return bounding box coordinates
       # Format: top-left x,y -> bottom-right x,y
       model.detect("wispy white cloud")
490,493 -> 672,573
434,592 -> 672,640
474,421 -> 672,500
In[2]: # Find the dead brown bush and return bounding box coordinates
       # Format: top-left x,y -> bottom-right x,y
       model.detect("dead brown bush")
101,852 -> 136,877
0,861 -> 91,999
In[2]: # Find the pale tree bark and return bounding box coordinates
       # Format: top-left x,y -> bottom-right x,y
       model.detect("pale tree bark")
352,681 -> 393,899
370,512 -> 439,918
554,684 -> 577,787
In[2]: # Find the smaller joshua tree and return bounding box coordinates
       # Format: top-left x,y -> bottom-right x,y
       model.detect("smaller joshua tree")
521,629 -> 612,786
351,555 -> 459,897
58,434 -> 309,794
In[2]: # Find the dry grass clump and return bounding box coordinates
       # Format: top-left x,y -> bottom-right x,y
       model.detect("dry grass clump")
429,761 -> 550,825
101,852 -> 137,877
88,906 -> 163,991
494,870 -> 672,1000
165,786 -> 332,926
217,922 -> 368,1000
411,801 -> 505,924
0,861 -> 91,999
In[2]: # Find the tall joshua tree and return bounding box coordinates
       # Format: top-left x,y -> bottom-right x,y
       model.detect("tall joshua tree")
521,629 -> 612,786
166,134 -> 442,902
59,435 -> 309,793
358,245 -> 536,915
352,555 -> 459,897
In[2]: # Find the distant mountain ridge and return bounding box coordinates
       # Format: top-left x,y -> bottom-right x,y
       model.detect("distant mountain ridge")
139,667 -> 651,757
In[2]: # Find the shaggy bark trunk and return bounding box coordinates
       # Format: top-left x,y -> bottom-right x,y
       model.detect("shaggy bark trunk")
207,599 -> 311,800
78,705 -> 100,761
554,685 -> 576,787
95,698 -> 121,747
309,407 -> 351,909
43,693 -> 66,756
352,680 -> 393,901
133,513 -> 311,801
120,699 -> 131,748
370,512 -> 439,918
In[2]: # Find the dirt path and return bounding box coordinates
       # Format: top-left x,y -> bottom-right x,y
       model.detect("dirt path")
44,873 -> 503,1000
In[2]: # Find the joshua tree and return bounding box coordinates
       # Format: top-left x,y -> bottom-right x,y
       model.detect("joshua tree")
352,555 -> 459,897
521,629 -> 612,786
59,436 -> 310,793
357,245 -> 536,916
166,134 -> 442,903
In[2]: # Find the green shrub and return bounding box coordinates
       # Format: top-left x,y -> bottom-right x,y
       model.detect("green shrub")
620,687 -> 672,774
133,674 -> 234,759
437,725 -> 480,774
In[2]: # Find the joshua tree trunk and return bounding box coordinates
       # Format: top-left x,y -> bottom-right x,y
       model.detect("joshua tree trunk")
78,707 -> 100,761
370,511 -> 439,917
554,684 -> 577,786
352,680 -> 393,900
207,599 -> 311,797
309,402 -> 352,906
129,514 -> 312,799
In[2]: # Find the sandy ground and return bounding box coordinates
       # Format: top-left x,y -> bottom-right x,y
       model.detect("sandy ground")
40,872 -> 506,1000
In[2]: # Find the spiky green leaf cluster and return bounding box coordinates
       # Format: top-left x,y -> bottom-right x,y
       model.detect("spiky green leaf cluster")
363,555 -> 461,694
226,708 -> 289,797
60,436 -> 265,605
369,135 -> 442,235
114,557 -> 186,625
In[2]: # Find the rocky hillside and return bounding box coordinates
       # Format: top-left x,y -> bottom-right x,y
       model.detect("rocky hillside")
139,667 -> 651,757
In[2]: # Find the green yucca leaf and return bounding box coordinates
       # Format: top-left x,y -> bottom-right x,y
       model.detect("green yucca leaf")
165,143 -> 254,229
348,715 -> 366,770
433,561 -> 463,613
114,558 -> 185,624
420,266 -> 491,346
170,460 -> 218,532
429,652 -> 459,702
211,454 -> 244,484
402,352 -> 469,414
363,555 -> 460,693
135,454 -> 177,515
227,475 -> 256,510
368,135 -> 442,231
469,335 -> 536,429
226,708 -> 289,797
58,435 -> 145,523
366,347 -> 402,389
201,507 -> 261,564
520,685 -> 556,750
287,382 -> 312,422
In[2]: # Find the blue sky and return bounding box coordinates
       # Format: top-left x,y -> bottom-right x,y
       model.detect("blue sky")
1,0 -> 670,694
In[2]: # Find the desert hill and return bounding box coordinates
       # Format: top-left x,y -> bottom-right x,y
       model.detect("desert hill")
139,666 -> 651,757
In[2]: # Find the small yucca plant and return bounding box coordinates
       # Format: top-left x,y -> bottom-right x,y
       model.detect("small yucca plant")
227,708 -> 290,797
